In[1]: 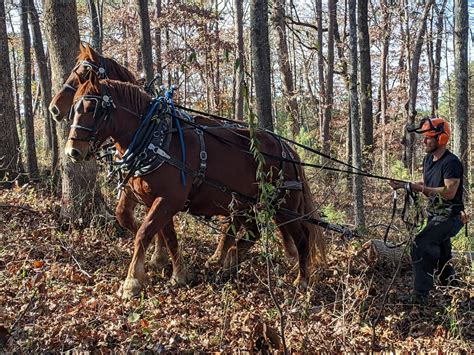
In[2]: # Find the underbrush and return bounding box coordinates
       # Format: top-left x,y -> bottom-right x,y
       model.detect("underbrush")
1,183 -> 472,352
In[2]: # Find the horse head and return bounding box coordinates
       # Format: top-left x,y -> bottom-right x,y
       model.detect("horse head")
50,43 -> 137,122
65,75 -> 116,162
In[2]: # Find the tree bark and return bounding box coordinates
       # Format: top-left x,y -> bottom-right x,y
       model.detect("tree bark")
271,0 -> 299,137
28,0 -> 58,172
453,0 -> 469,196
322,0 -> 335,154
348,0 -> 365,229
250,0 -> 273,130
43,0 -> 103,225
405,0 -> 433,173
0,0 -> 22,182
87,0 -> 103,52
357,0 -> 373,155
21,0 -> 39,179
154,0 -> 163,83
136,0 -> 154,83
380,0 -> 391,176
316,0 -> 325,139
233,0 -> 245,121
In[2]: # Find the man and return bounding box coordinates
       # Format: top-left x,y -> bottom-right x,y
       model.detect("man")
390,117 -> 465,303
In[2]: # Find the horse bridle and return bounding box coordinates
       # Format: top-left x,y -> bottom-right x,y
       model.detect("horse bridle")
63,55 -> 109,93
70,86 -> 115,153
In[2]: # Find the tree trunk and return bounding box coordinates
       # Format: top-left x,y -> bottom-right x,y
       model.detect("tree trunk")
357,0 -> 373,156
453,0 -> 469,197
154,0 -> 163,83
380,0 -> 391,176
87,0 -> 103,52
233,0 -> 245,121
28,0 -> 58,172
316,0 -> 325,139
322,0 -> 335,154
136,0 -> 153,83
250,0 -> 273,130
405,0 -> 433,173
43,0 -> 103,225
21,0 -> 38,179
271,0 -> 299,138
348,0 -> 365,229
431,0 -> 447,116
0,0 -> 23,182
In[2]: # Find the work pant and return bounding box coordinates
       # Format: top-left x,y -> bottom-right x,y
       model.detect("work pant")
411,215 -> 462,295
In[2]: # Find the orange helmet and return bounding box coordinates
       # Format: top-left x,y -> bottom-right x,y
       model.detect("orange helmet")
420,117 -> 450,145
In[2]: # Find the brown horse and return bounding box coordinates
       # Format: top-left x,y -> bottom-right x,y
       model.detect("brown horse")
49,44 -> 233,269
66,76 -> 326,298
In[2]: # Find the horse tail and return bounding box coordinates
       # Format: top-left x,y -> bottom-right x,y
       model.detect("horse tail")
299,167 -> 327,269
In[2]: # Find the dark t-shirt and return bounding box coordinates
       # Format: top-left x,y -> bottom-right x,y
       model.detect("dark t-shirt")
423,150 -> 464,215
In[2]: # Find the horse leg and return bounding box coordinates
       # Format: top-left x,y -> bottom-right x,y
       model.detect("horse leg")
205,222 -> 238,268
122,198 -> 177,299
276,219 -> 310,288
150,229 -> 170,269
115,188 -> 139,235
223,218 -> 260,270
157,221 -> 193,285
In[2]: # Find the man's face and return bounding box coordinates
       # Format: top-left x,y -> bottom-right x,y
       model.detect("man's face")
423,136 -> 438,153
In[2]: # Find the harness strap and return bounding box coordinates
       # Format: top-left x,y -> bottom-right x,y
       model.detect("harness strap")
192,128 -> 207,188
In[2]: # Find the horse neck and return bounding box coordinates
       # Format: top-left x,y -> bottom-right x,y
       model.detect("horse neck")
110,87 -> 151,156
105,57 -> 138,84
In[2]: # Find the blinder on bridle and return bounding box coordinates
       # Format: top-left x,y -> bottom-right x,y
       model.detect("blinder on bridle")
63,55 -> 109,120
70,86 -> 115,153
406,117 -> 445,135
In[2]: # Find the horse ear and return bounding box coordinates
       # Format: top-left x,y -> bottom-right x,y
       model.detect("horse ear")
79,42 -> 86,51
85,44 -> 100,62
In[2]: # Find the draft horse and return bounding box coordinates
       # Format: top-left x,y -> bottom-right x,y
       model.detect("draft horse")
49,43 -> 236,269
65,75 -> 326,298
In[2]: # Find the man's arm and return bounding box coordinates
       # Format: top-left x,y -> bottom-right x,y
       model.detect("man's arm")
389,178 -> 459,200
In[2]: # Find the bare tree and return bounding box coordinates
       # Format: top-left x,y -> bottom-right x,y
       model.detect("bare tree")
405,0 -> 433,172
349,0 -> 365,229
21,0 -> 38,179
358,0 -> 373,155
87,0 -> 103,52
0,0 -> 22,181
28,0 -> 58,172
250,0 -> 273,130
154,0 -> 163,82
453,0 -> 469,190
44,0 -> 103,224
271,0 -> 299,137
136,0 -> 153,83
322,0 -> 335,154
233,0 -> 245,121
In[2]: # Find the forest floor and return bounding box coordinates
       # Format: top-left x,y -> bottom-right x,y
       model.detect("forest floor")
1,181 -> 472,352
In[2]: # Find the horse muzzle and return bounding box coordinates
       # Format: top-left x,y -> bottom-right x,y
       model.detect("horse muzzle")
65,146 -> 85,162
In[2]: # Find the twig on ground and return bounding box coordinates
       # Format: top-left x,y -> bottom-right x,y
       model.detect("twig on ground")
0,204 -> 36,213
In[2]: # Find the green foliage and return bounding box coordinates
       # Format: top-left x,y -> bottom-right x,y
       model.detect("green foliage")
321,204 -> 347,225
389,159 -> 411,181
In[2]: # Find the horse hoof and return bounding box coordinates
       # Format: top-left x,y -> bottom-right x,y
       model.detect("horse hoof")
150,250 -> 169,269
293,276 -> 308,290
223,247 -> 238,270
171,270 -> 192,286
205,255 -> 222,268
122,277 -> 142,299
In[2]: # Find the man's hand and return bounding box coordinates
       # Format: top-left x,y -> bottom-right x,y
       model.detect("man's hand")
389,180 -> 405,190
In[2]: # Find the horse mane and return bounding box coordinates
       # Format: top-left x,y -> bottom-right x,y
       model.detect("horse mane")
74,79 -> 151,113
77,44 -> 138,84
